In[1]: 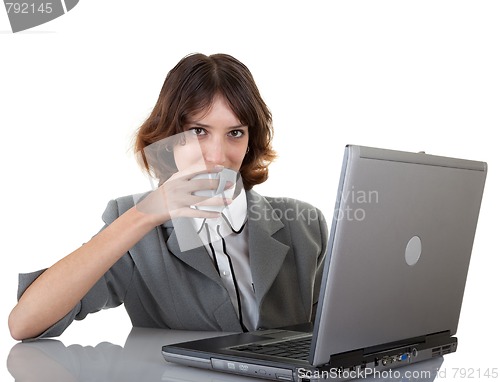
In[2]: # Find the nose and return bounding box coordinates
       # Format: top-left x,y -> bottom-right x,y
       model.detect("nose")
203,136 -> 226,166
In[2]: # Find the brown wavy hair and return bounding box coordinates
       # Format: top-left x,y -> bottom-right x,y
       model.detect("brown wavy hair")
134,53 -> 276,190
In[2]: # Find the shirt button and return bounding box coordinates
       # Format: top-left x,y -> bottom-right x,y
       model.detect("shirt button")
221,270 -> 230,277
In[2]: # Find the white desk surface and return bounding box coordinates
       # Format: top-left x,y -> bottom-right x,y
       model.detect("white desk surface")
6,325 -> 491,382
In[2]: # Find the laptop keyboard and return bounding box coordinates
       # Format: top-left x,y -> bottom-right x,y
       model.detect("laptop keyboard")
231,336 -> 312,360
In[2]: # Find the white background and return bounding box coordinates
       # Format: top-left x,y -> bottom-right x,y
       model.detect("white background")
1,1 -> 499,381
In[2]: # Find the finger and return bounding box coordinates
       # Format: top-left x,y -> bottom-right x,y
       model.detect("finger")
191,195 -> 233,207
172,207 -> 222,220
186,179 -> 220,192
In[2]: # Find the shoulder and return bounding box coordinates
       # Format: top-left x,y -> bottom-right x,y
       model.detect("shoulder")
247,189 -> 327,236
248,189 -> 324,219
265,195 -> 321,216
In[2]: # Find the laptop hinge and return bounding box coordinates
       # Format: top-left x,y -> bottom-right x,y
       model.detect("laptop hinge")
326,331 -> 456,370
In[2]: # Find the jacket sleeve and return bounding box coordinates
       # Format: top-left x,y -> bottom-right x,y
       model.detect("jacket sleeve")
16,199 -> 135,340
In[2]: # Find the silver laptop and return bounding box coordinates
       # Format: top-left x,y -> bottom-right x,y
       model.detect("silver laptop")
162,145 -> 487,381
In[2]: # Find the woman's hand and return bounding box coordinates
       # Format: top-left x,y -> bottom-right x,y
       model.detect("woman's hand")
136,166 -> 232,226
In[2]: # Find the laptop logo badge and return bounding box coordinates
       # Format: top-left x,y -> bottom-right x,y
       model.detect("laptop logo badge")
405,236 -> 422,266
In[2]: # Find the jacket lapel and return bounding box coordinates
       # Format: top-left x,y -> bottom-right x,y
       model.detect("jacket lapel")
163,218 -> 223,286
246,190 -> 290,305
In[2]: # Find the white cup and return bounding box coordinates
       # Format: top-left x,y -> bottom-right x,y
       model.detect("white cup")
191,168 -> 238,212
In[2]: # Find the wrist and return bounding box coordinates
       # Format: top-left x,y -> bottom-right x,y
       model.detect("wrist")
127,205 -> 169,230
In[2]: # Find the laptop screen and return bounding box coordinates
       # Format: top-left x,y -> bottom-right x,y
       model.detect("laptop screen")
311,145 -> 487,366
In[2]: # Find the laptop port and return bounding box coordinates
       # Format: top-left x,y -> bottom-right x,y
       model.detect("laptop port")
381,356 -> 393,366
398,353 -> 409,361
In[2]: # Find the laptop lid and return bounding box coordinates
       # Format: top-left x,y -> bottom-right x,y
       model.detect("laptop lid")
310,145 -> 487,366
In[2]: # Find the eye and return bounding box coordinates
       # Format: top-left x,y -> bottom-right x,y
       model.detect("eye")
228,129 -> 244,138
188,127 -> 207,136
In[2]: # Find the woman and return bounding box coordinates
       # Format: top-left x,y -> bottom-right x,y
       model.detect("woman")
8,53 -> 328,340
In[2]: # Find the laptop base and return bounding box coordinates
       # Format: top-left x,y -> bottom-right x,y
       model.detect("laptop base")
163,331 -> 456,381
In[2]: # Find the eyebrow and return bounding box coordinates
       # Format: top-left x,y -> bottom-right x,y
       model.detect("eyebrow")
189,122 -> 248,130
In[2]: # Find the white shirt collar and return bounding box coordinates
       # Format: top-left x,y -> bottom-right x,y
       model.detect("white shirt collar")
193,189 -> 247,236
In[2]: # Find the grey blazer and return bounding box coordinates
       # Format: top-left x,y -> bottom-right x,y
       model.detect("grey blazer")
18,190 -> 328,338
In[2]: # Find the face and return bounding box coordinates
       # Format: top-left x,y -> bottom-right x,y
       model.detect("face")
173,95 -> 249,173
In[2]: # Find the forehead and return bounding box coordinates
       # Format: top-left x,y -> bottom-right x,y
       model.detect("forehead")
187,96 -> 241,125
